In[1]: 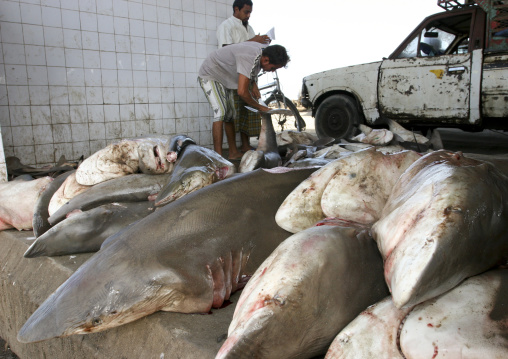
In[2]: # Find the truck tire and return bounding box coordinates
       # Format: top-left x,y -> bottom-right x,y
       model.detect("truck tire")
315,94 -> 362,140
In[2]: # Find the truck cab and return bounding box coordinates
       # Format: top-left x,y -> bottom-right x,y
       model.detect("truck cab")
301,0 -> 508,140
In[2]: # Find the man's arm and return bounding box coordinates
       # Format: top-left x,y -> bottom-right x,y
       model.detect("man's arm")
237,74 -> 270,112
221,35 -> 270,47
248,34 -> 271,44
217,23 -> 233,48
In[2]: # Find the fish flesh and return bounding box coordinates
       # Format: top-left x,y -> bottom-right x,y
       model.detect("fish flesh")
351,124 -> 393,145
372,150 -> 508,308
216,218 -> 389,359
0,176 -> 53,231
32,170 -> 75,237
387,119 -> 429,145
25,201 -> 155,257
313,144 -> 352,159
326,269 -> 508,358
276,155 -> 350,233
325,296 -> 410,359
17,167 -> 316,343
320,148 -> 421,224
399,269 -> 508,359
75,137 -> 177,186
276,130 -> 318,146
155,141 -> 235,207
276,148 -> 420,233
48,173 -> 170,226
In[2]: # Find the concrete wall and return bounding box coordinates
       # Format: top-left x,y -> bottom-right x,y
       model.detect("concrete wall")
0,0 -> 229,167
0,124 -> 6,181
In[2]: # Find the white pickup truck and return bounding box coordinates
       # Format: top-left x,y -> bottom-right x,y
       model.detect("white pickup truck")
301,0 -> 508,140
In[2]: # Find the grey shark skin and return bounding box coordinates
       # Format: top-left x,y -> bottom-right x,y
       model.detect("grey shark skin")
48,173 -> 170,226
372,150 -> 508,308
25,201 -> 155,257
32,170 -> 75,237
155,143 -> 235,207
239,113 -> 282,173
17,167 -> 316,343
168,134 -> 196,155
217,218 -> 389,359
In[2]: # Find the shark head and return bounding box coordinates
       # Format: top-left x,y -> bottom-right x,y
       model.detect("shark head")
17,240 -> 189,343
137,137 -> 176,175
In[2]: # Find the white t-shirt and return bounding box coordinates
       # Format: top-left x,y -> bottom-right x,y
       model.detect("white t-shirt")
198,42 -> 264,90
217,16 -> 256,48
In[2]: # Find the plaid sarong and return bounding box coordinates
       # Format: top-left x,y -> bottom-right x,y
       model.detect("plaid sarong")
233,91 -> 261,137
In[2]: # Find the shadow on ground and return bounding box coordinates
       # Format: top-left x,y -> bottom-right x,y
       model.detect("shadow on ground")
0,338 -> 18,359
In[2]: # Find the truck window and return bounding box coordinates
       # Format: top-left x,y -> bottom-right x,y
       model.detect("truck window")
399,37 -> 420,58
396,13 -> 473,59
420,28 -> 456,56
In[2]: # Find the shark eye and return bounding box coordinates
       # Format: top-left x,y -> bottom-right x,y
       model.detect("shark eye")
444,206 -> 462,215
92,317 -> 102,326
273,294 -> 286,306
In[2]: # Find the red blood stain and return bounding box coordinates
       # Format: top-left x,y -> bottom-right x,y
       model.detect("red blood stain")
206,300 -> 233,314
432,345 -> 439,359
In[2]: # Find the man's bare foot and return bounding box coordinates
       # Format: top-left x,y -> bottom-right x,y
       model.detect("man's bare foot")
228,151 -> 243,160
240,146 -> 255,153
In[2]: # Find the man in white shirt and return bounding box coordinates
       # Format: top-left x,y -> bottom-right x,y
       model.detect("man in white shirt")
216,0 -> 271,154
217,0 -> 270,48
198,43 -> 289,160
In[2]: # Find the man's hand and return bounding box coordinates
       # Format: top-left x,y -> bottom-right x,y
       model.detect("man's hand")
238,74 -> 270,112
250,34 -> 271,44
250,82 -> 261,100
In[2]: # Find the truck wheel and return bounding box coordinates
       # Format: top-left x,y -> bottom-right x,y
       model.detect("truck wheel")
315,95 -> 362,140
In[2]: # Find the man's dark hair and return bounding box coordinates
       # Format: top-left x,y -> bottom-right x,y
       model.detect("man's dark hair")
262,45 -> 291,67
233,0 -> 253,12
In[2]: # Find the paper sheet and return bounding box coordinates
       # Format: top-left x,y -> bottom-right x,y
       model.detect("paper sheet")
266,27 -> 275,40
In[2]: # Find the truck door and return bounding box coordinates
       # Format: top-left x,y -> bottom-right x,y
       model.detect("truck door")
378,9 -> 483,125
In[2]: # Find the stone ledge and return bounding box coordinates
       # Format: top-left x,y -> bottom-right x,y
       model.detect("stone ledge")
0,230 -> 235,359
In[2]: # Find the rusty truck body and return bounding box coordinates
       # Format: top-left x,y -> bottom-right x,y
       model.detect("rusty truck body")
301,0 -> 508,140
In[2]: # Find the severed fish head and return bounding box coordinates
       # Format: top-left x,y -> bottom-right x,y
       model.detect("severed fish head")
137,137 -> 177,175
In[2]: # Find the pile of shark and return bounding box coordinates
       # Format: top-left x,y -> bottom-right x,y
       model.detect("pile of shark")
1,111 -> 508,358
